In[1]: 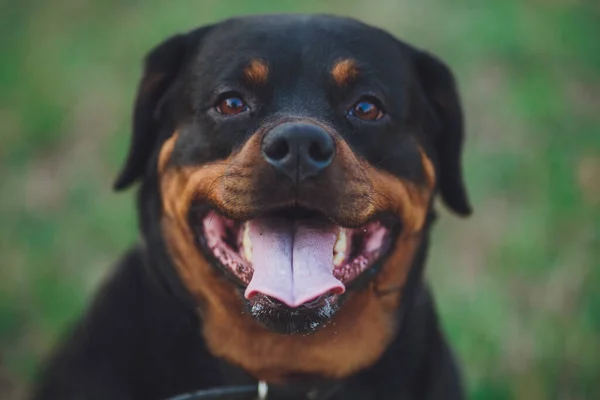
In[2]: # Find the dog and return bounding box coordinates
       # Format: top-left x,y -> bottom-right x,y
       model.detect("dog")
31,14 -> 472,400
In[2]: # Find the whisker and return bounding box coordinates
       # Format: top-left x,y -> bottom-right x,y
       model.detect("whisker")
370,188 -> 392,206
206,174 -> 227,199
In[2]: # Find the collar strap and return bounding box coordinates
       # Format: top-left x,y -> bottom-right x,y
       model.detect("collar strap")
166,384 -> 257,400
166,379 -> 341,400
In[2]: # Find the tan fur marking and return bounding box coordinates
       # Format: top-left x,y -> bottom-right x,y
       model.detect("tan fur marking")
158,132 -> 178,174
334,138 -> 434,235
419,147 -> 436,190
331,59 -> 359,86
244,59 -> 269,84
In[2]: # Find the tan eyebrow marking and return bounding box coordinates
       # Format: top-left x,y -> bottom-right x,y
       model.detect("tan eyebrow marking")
331,59 -> 359,86
244,59 -> 269,84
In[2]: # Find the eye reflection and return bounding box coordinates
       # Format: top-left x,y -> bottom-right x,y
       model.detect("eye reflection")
216,95 -> 249,115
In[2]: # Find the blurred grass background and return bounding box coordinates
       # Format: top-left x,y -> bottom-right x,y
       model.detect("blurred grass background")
1,0 -> 599,399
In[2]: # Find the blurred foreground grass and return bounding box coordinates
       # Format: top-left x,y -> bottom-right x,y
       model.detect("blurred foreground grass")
1,0 -> 599,399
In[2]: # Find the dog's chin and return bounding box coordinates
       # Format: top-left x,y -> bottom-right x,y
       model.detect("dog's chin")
244,292 -> 343,335
189,204 -> 400,335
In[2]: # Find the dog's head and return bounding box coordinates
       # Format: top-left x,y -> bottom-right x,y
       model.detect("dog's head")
114,14 -> 470,378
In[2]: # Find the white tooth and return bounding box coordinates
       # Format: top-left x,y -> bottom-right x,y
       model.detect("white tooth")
242,222 -> 252,262
333,229 -> 348,267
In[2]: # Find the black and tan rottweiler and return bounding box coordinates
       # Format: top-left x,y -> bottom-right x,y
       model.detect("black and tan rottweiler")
32,14 -> 472,400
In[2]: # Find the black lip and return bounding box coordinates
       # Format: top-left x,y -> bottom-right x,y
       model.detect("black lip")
245,292 -> 343,335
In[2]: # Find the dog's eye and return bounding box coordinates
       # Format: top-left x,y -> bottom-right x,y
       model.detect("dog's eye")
216,95 -> 249,115
349,98 -> 384,121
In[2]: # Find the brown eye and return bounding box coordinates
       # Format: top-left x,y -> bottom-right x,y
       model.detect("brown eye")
350,99 -> 384,121
216,95 -> 248,115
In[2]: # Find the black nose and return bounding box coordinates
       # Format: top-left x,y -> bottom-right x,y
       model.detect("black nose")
261,122 -> 335,183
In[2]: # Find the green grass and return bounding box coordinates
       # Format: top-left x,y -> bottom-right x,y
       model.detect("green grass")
1,0 -> 599,399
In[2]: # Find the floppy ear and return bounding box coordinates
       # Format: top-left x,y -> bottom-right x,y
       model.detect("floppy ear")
113,27 -> 211,191
414,51 -> 472,216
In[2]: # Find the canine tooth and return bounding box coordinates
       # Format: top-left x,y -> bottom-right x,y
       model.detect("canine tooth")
333,229 -> 348,266
242,222 -> 252,262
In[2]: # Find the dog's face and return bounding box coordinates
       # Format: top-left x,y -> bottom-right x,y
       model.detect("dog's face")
114,14 -> 470,377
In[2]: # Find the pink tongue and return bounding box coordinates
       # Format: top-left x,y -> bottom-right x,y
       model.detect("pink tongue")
244,218 -> 345,307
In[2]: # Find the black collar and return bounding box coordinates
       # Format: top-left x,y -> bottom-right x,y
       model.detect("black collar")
165,380 -> 341,400
165,385 -> 257,400
165,357 -> 341,400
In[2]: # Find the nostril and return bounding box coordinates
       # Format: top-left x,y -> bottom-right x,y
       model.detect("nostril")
308,141 -> 333,163
264,138 -> 289,161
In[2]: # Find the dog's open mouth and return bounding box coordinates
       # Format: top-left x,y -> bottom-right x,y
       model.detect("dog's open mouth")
192,207 -> 395,309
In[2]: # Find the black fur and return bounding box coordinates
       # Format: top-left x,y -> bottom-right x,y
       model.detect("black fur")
413,51 -> 472,216
32,14 -> 470,400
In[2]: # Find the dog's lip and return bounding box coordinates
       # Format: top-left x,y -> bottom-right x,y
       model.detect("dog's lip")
246,291 -> 342,334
